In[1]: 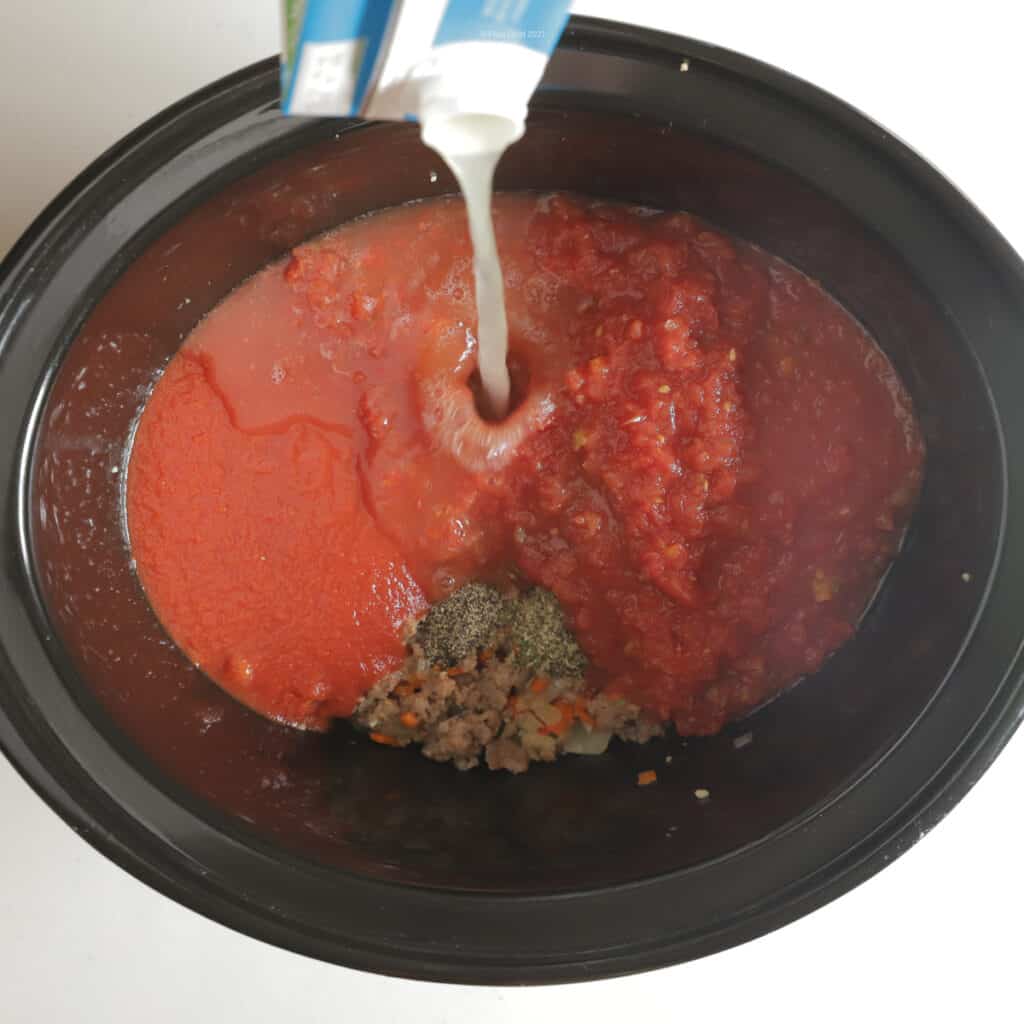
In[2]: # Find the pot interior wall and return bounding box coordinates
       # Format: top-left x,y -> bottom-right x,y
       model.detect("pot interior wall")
28,110 -> 1000,892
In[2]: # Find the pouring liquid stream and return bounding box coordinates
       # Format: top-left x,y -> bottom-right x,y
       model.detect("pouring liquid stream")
422,114 -> 521,421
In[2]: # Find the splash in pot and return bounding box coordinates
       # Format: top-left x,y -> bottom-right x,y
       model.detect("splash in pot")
280,0 -> 573,418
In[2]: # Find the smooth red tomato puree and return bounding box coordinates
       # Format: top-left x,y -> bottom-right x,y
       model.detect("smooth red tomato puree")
127,194 -> 923,733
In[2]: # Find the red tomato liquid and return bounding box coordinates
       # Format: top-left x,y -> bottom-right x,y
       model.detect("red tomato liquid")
127,194 -> 923,733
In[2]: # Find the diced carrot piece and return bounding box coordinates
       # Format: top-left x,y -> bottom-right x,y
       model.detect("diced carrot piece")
637,770 -> 658,786
572,697 -> 595,727
370,732 -> 401,747
540,700 -> 575,737
530,677 -> 549,694
399,711 -> 420,729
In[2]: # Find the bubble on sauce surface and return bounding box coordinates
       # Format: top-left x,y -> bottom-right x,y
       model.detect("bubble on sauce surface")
432,569 -> 459,595
260,771 -> 291,791
523,272 -> 562,310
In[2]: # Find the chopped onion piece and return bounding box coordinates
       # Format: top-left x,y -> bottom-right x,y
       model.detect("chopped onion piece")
563,723 -> 612,756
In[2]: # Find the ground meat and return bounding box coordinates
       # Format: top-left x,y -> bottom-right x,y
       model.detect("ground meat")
352,587 -> 664,772
423,711 -> 501,770
352,636 -> 662,773
485,738 -> 531,774
590,695 -> 665,743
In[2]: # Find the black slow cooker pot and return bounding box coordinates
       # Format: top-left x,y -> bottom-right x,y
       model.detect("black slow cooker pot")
1,18 -> 1022,983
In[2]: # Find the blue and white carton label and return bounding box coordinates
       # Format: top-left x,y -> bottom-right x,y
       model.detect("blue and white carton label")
281,0 -> 572,122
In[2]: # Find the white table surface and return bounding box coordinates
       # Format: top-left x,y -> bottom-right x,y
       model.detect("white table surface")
2,1 -> 1022,1019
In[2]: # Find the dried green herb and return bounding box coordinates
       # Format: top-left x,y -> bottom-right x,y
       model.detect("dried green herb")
506,587 -> 587,678
414,582 -> 507,667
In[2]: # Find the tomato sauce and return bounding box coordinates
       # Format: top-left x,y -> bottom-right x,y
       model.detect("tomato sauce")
127,194 -> 923,733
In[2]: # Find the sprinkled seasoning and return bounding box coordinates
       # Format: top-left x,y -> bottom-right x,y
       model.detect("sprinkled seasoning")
506,587 -> 587,678
414,582 -> 507,667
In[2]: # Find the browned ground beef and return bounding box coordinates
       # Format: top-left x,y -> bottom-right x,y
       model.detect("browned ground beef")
353,626 -> 662,773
